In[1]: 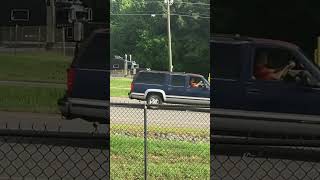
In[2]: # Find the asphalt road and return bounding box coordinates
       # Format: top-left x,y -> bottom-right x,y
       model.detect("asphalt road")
110,97 -> 210,129
0,97 -> 209,131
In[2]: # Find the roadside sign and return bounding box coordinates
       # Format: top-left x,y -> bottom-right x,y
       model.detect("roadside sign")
0,0 -> 46,26
11,9 -> 30,21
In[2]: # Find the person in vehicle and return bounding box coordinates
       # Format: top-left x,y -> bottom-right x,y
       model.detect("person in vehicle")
190,77 -> 202,88
254,52 -> 296,80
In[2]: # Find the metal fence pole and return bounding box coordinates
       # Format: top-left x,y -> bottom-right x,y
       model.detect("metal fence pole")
144,104 -> 148,180
14,24 -> 18,55
62,27 -> 66,56
38,26 -> 41,49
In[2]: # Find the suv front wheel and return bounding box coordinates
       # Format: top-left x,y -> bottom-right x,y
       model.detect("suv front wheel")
146,94 -> 163,106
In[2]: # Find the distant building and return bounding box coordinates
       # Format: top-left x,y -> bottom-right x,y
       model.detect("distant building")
111,56 -> 140,71
0,0 -> 108,42
82,0 -> 108,23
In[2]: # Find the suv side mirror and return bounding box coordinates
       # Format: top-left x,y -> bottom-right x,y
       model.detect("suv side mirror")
295,71 -> 310,86
203,84 -> 209,90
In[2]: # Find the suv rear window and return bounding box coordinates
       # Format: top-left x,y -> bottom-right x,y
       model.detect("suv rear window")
135,72 -> 166,84
73,32 -> 108,70
212,42 -> 243,79
170,75 -> 185,86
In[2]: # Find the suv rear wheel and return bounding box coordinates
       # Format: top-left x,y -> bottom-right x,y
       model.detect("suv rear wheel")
147,94 -> 163,106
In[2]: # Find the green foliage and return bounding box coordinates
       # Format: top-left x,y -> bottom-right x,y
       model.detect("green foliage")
111,0 -> 210,76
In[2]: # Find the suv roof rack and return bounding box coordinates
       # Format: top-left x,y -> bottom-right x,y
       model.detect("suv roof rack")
140,70 -> 190,75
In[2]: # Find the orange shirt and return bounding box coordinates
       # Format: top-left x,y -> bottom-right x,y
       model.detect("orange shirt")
254,65 -> 275,80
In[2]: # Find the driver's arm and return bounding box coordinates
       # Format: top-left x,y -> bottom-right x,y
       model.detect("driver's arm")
273,62 -> 296,80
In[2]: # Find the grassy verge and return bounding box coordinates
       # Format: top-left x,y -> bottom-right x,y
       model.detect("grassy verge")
111,124 -> 209,137
110,78 -> 132,97
0,85 -> 64,113
0,52 -> 71,83
111,135 -> 210,180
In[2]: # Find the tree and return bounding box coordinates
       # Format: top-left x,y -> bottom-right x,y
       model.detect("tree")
111,0 -> 210,76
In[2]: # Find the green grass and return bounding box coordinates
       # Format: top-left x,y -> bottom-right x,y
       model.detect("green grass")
0,52 -> 71,83
110,78 -> 132,97
0,85 -> 64,113
110,135 -> 210,180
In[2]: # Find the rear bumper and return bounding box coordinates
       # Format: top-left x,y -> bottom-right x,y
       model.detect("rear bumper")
128,92 -> 145,100
58,96 -> 71,119
57,96 -> 108,124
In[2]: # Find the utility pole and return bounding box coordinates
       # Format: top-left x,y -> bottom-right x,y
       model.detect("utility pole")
46,0 -> 56,49
124,54 -> 128,76
165,0 -> 173,72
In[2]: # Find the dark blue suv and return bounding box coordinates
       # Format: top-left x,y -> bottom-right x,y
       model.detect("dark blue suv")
129,71 -> 210,105
212,34 -> 320,136
58,29 -> 109,124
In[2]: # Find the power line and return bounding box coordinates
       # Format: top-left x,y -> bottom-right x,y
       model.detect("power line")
111,10 -> 209,16
178,1 -> 210,6
111,0 -> 209,6
110,13 -> 210,19
171,13 -> 210,18
111,13 -> 164,16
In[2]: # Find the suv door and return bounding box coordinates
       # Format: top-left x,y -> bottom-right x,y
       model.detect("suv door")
212,41 -> 247,109
185,75 -> 210,105
166,74 -> 187,103
244,46 -> 320,115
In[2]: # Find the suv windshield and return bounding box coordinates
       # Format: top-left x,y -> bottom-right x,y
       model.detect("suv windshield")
203,78 -> 210,87
297,49 -> 320,81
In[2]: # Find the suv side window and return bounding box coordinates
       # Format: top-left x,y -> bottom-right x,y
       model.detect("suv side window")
212,42 -> 243,79
253,47 -> 308,82
135,72 -> 166,84
75,33 -> 108,70
170,75 -> 185,87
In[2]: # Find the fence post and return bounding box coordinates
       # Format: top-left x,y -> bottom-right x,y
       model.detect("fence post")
62,27 -> 66,56
14,24 -> 18,55
144,103 -> 148,180
38,27 -> 41,49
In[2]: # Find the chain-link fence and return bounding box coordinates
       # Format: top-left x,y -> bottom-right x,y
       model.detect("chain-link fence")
0,125 -> 109,179
211,135 -> 320,180
0,26 -> 75,56
110,102 -> 210,179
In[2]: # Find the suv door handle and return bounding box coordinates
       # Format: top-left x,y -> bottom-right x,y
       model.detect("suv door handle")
246,88 -> 261,94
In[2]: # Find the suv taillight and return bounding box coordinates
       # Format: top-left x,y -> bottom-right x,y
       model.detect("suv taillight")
130,82 -> 134,92
67,68 -> 75,96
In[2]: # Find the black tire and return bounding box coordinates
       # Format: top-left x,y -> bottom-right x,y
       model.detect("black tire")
146,94 -> 163,108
